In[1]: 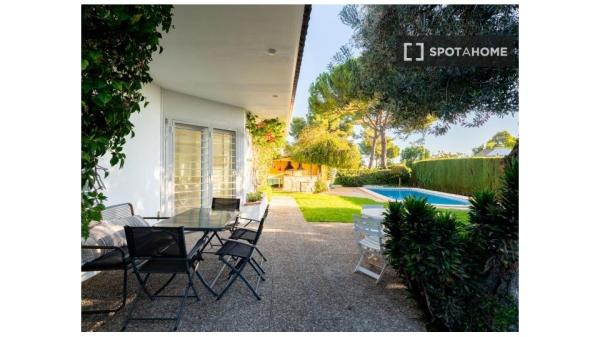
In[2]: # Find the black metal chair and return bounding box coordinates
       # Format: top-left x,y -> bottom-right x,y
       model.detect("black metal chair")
228,205 -> 269,268
211,197 -> 241,212
81,203 -> 169,315
212,209 -> 268,300
207,198 -> 241,247
121,226 -> 214,331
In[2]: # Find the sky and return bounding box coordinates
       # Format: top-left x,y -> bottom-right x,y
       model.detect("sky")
290,5 -> 519,155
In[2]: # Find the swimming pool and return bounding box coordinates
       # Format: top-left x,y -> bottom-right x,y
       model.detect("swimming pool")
363,187 -> 471,208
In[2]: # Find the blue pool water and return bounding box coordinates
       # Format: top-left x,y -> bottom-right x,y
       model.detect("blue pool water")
367,187 -> 470,207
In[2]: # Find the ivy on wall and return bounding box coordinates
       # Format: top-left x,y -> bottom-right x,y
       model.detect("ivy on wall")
81,5 -> 173,237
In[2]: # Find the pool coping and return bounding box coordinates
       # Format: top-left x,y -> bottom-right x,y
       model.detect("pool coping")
358,186 -> 471,210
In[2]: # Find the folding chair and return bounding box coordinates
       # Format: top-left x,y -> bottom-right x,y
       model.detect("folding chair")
212,212 -> 268,300
206,198 -> 241,247
352,214 -> 388,283
81,203 -> 169,315
121,226 -> 213,331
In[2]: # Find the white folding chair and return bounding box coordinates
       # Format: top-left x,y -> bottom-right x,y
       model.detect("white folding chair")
352,214 -> 388,283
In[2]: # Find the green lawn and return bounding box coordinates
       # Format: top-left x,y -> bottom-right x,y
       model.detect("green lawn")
273,191 -> 469,224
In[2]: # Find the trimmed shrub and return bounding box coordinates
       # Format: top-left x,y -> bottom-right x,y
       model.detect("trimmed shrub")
335,164 -> 412,187
412,157 -> 504,195
382,157 -> 519,331
383,197 -> 470,330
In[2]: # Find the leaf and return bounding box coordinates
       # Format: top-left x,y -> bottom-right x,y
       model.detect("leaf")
81,59 -> 89,71
131,13 -> 143,24
94,92 -> 112,106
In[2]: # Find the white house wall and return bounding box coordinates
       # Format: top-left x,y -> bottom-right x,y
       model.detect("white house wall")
161,89 -> 248,213
101,85 -> 253,218
100,83 -> 163,217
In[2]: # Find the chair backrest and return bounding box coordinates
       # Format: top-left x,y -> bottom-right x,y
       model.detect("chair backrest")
124,226 -> 187,259
101,203 -> 134,221
352,214 -> 385,249
253,204 -> 270,244
211,198 -> 241,211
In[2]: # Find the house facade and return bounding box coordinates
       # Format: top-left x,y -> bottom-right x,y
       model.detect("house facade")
99,5 -> 310,217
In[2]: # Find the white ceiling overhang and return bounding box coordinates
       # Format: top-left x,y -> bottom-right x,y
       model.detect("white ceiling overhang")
149,5 -> 308,124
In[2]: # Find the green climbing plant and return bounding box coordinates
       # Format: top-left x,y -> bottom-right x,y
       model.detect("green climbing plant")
81,5 -> 173,237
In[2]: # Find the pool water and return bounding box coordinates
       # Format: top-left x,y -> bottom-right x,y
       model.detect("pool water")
366,187 -> 470,207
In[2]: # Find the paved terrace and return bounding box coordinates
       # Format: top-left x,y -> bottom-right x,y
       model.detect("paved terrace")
82,196 -> 425,332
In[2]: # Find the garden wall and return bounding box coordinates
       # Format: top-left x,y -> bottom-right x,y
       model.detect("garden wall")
412,157 -> 504,196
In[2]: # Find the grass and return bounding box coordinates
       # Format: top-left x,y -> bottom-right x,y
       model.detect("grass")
272,191 -> 384,222
273,191 -> 470,224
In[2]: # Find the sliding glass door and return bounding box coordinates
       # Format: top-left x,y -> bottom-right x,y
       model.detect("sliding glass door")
169,123 -> 237,215
173,124 -> 206,214
211,129 -> 236,198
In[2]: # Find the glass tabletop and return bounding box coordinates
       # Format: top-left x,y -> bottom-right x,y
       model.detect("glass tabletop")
157,208 -> 238,231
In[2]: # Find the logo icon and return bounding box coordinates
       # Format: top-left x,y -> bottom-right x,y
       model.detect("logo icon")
403,42 -> 424,62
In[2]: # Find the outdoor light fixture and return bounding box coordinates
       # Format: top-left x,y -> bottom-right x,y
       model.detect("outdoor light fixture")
266,48 -> 277,55
272,94 -> 279,98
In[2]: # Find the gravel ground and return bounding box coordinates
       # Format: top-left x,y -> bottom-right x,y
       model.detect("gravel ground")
81,196 -> 425,332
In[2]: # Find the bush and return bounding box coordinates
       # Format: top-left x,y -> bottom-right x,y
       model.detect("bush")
383,197 -> 470,330
314,180 -> 328,193
412,157 -> 504,195
246,191 -> 263,203
335,164 -> 412,186
256,184 -> 272,201
382,156 -> 518,331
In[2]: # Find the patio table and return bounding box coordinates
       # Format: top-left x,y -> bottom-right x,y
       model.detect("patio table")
156,207 -> 239,295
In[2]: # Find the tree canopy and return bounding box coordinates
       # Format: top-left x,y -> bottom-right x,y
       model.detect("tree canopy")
472,130 -> 518,155
359,129 -> 400,166
289,116 -> 307,141
340,5 -> 519,134
291,125 -> 361,169
401,145 -> 431,165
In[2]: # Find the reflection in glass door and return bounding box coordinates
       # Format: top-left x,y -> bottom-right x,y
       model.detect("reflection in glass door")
173,125 -> 204,214
211,129 -> 236,198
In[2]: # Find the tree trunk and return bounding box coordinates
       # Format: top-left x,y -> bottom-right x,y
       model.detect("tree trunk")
380,126 -> 388,168
368,128 -> 378,169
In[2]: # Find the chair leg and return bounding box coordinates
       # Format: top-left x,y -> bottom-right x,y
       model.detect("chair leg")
187,272 -> 201,302
153,273 -> 177,296
251,257 -> 266,275
194,270 -> 217,297
248,259 -> 266,281
216,258 -> 261,301
210,256 -> 230,287
376,260 -> 387,284
121,273 -> 150,331
133,269 -> 154,300
254,247 -> 267,262
354,251 -> 366,273
172,282 -> 191,331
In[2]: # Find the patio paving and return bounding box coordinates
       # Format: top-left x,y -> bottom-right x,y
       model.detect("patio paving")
325,186 -> 388,201
81,196 -> 426,332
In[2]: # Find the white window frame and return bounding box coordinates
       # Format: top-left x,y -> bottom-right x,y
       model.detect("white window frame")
162,118 -> 242,216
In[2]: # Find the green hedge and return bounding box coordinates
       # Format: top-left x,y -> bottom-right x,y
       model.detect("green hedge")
335,165 -> 412,187
412,157 -> 504,196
